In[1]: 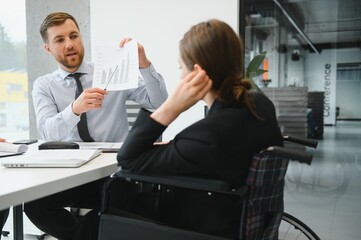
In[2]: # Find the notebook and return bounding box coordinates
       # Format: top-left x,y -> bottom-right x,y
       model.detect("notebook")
1,149 -> 102,168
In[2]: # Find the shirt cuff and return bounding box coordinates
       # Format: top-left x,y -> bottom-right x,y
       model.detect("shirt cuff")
62,104 -> 81,127
139,64 -> 159,81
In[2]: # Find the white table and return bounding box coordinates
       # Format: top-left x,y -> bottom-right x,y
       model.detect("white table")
0,145 -> 118,239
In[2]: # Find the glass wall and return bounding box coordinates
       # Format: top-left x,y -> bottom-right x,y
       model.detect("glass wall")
240,2 -> 361,239
0,0 -> 28,140
241,0 -> 361,138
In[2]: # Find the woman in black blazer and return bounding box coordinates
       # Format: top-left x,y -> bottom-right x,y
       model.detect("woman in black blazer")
77,19 -> 283,239
114,19 -> 283,238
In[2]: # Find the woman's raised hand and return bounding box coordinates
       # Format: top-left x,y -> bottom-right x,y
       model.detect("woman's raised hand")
151,65 -> 212,126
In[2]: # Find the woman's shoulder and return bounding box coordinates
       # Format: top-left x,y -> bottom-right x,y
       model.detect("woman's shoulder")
250,91 -> 277,110
250,91 -> 271,102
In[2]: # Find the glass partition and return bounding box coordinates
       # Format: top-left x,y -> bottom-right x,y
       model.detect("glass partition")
241,0 -> 361,136
0,0 -> 28,140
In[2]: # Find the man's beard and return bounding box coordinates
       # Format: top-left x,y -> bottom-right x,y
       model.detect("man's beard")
60,51 -> 84,69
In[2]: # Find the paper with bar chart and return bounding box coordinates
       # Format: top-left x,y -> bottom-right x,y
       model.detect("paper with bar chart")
93,40 -> 139,91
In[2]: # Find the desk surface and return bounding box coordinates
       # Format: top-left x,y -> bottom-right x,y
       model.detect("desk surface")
0,144 -> 118,211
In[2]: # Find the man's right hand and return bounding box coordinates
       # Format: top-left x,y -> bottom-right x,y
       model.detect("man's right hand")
72,88 -> 107,115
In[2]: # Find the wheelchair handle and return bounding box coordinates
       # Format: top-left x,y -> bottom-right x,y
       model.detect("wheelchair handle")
264,146 -> 313,165
283,135 -> 318,149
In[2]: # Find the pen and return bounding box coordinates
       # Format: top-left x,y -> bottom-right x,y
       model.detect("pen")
104,65 -> 119,90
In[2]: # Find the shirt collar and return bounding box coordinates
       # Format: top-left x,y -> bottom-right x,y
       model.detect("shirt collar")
58,61 -> 91,80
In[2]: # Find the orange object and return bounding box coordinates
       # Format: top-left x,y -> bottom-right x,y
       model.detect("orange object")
263,58 -> 269,80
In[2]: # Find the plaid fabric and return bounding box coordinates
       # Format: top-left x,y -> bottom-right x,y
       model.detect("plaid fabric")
245,153 -> 289,240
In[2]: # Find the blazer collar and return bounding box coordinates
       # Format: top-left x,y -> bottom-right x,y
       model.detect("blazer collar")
207,99 -> 224,116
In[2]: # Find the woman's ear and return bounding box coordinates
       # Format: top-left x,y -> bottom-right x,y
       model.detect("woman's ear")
193,64 -> 203,72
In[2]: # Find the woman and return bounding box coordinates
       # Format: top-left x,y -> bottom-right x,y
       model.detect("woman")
77,19 -> 283,239
115,19 -> 283,238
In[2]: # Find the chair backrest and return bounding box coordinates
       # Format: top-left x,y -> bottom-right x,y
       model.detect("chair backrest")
126,100 -> 141,130
245,153 -> 289,240
125,101 -> 162,141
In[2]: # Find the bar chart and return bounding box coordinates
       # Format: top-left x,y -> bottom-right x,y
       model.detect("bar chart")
93,40 -> 139,91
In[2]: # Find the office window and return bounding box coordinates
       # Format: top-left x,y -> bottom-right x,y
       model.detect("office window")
0,0 -> 28,140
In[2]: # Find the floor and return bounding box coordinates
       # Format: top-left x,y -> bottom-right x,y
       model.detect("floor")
283,121 -> 361,240
2,121 -> 361,240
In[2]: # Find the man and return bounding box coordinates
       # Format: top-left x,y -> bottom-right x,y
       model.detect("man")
32,12 -> 167,142
24,12 -> 167,240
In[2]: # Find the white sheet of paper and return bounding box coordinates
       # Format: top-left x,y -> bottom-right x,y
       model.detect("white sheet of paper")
0,142 -> 28,153
93,40 -> 139,91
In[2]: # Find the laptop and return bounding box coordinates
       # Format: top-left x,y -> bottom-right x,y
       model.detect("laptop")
77,142 -> 123,153
1,149 -> 102,168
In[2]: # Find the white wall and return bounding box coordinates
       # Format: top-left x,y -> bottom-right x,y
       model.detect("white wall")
90,0 -> 239,140
336,81 -> 361,118
304,48 -> 361,121
336,48 -> 361,119
337,48 -> 361,63
305,49 -> 337,125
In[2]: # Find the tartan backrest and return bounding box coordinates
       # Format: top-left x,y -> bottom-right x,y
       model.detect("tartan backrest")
245,153 -> 289,240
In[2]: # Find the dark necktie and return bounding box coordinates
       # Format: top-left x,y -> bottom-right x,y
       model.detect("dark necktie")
70,73 -> 95,142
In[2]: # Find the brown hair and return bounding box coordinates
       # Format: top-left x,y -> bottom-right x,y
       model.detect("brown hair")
40,12 -> 80,43
179,19 -> 258,117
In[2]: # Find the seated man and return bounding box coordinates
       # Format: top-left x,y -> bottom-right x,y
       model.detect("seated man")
24,12 -> 167,240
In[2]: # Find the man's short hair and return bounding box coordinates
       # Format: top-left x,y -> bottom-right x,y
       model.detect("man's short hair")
40,12 -> 80,43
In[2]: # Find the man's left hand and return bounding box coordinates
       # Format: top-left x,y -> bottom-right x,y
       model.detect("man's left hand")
119,38 -> 151,69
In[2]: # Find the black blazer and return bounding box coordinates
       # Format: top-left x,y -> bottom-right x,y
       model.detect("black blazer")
117,92 -> 283,237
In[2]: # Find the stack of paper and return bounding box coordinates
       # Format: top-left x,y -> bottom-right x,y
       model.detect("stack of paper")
0,142 -> 28,157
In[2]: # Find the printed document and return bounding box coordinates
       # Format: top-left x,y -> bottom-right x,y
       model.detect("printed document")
92,40 -> 139,91
0,142 -> 28,157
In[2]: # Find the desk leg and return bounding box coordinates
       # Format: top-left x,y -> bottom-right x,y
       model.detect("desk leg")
13,205 -> 24,240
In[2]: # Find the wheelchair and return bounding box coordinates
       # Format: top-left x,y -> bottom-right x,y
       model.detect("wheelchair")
98,136 -> 320,240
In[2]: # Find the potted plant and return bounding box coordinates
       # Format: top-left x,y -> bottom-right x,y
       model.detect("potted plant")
245,51 -> 269,93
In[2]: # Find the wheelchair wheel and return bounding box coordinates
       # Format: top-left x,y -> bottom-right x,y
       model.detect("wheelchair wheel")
278,212 -> 320,240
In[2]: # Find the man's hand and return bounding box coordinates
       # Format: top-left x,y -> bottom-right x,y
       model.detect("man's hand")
119,38 -> 151,69
72,88 -> 107,115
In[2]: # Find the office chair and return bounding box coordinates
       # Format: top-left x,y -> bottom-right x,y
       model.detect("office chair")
125,100 -> 141,130
98,143 -> 313,240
